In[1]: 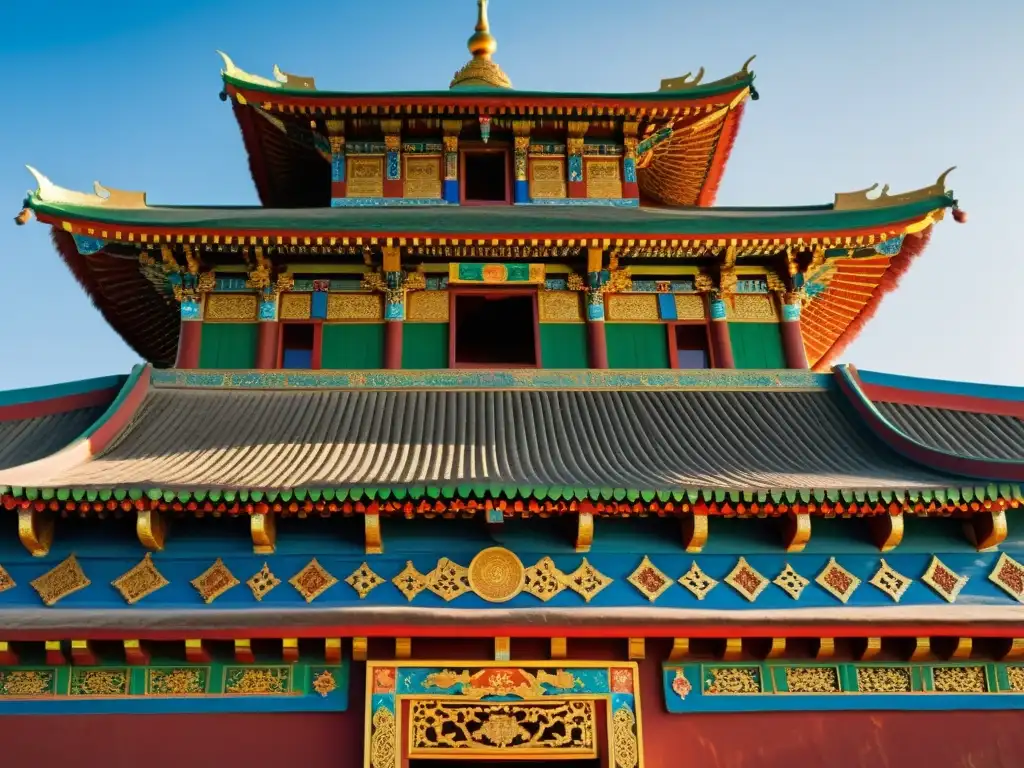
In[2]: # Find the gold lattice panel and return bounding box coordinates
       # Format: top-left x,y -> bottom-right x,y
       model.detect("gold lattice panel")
280,292 -> 312,320
326,293 -> 383,320
539,291 -> 583,322
674,294 -> 706,320
637,109 -> 728,206
725,294 -> 778,322
529,157 -> 567,199
605,294 -> 659,322
346,156 -> 384,197
585,159 -> 622,199
205,294 -> 258,322
404,156 -> 442,199
408,291 -> 450,322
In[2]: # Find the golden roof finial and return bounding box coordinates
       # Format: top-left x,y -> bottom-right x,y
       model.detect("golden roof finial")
450,0 -> 512,89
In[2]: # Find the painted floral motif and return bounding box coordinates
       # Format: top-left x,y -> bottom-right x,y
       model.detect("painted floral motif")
627,556 -> 672,602
289,558 -> 338,603
815,557 -> 861,603
989,553 -> 1024,603
30,554 -> 91,606
921,556 -> 968,603
111,553 -> 169,605
190,558 -> 239,604
671,670 -> 692,700
724,557 -> 768,602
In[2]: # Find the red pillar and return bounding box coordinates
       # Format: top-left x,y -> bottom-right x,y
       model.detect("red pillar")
175,319 -> 202,368
256,321 -> 279,369
384,321 -> 403,369
587,320 -> 608,369
781,299 -> 809,369
708,298 -> 735,369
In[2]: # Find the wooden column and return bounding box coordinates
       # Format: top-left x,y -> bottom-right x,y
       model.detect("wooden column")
382,119 -> 403,198
567,122 -> 587,198
708,297 -> 735,369
326,119 -> 346,203
513,120 -> 531,204
585,247 -> 608,368
175,301 -> 203,368
382,246 -> 404,369
622,121 -> 640,199
442,120 -> 462,204
256,293 -> 280,369
780,292 -> 809,369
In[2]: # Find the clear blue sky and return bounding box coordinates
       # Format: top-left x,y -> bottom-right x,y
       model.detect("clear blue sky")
2,0 -> 1021,388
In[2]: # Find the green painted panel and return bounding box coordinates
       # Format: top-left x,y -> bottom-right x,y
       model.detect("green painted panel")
321,323 -> 384,369
403,323 -> 449,368
198,323 -> 257,369
729,322 -> 786,369
606,323 -> 669,369
540,323 -> 588,369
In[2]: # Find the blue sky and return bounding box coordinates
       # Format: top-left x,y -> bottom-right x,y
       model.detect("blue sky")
1,0 -> 1021,388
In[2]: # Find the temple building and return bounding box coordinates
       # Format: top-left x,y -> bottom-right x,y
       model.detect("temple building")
3,2 -> 1024,766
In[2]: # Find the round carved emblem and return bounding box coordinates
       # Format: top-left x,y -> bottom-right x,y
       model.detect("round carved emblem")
468,547 -> 525,603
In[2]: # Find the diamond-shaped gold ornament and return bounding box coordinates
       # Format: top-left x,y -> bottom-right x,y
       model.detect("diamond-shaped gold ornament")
393,561 -> 429,602
30,554 -> 91,606
523,556 -> 567,602
773,563 -> 809,600
815,557 -> 861,603
111,553 -> 169,605
869,559 -> 912,602
921,555 -> 968,603
247,563 -> 281,602
561,557 -> 612,603
724,557 -> 768,602
345,562 -> 385,599
989,552 -> 1024,603
678,561 -> 717,600
289,558 -> 338,603
427,557 -> 471,602
627,556 -> 673,602
0,563 -> 16,594
190,558 -> 240,604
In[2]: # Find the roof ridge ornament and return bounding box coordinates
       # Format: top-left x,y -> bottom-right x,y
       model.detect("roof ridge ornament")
833,167 -> 957,211
450,0 -> 512,89
24,166 -> 148,209
217,51 -> 282,90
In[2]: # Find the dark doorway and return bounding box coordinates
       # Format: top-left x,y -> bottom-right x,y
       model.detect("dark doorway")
673,324 -> 711,369
453,293 -> 537,366
280,323 -> 315,369
411,761 -> 599,767
462,150 -> 509,203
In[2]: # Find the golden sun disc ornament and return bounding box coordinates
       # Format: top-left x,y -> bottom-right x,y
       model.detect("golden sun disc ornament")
468,547 -> 525,603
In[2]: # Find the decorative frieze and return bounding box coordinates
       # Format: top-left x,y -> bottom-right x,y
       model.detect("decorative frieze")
205,293 -> 259,322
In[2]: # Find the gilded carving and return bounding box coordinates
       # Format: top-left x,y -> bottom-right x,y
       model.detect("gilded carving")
148,668 -> 207,695
785,667 -> 840,693
627,555 -> 673,602
224,666 -> 290,694
326,292 -> 383,320
468,547 -> 525,603
705,667 -> 761,694
726,294 -> 778,322
247,562 -> 280,601
989,552 -> 1024,603
393,561 -> 430,601
404,156 -> 442,199
1007,667 -> 1024,692
111,553 -> 169,605
0,563 -> 15,594
856,667 -> 911,693
724,557 -> 768,602
815,557 -> 861,604
933,666 -> 987,693
0,670 -> 54,697
289,558 -> 338,603
922,555 -> 969,602
280,292 -> 312,320
561,558 -> 612,603
605,294 -> 659,322
869,559 -> 912,602
70,668 -> 130,697
539,291 -> 582,322
409,699 -> 595,754
772,563 -> 809,600
529,157 -> 567,199
312,670 -> 337,697
679,561 -> 718,600
30,554 -> 91,606
370,706 -> 398,768
190,558 -> 239,604
408,290 -> 450,322
347,156 -> 384,197
422,668 -> 579,700
345,562 -> 385,599
674,293 -> 706,320
612,706 -> 639,768
428,557 -> 471,602
586,159 -> 622,199
523,556 -> 567,602
205,293 -> 258,322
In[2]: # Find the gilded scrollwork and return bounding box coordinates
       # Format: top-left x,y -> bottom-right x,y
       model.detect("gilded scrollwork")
705,667 -> 761,694
148,668 -> 207,695
70,669 -> 130,697
370,706 -> 398,768
0,670 -> 54,697
224,666 -> 290,695
856,667 -> 911,693
932,666 -> 987,693
612,706 -> 639,768
785,667 -> 840,693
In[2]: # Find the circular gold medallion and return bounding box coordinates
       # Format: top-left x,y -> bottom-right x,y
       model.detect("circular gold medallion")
468,547 -> 525,603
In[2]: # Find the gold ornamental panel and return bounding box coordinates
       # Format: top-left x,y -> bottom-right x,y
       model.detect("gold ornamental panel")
408,699 -> 597,757
408,291 -> 450,322
539,291 -> 583,322
674,294 -> 706,320
279,292 -> 312,320
326,293 -> 383,321
585,159 -> 622,199
404,156 -> 442,199
606,294 -> 659,322
468,547 -> 525,604
726,294 -> 779,322
205,294 -> 258,322
529,157 -> 567,199
346,156 -> 384,198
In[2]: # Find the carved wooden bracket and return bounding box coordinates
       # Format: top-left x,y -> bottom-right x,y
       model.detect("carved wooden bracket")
782,510 -> 811,552
325,638 -> 343,664
352,637 -> 368,661
965,510 -> 1007,551
815,638 -> 835,660
859,637 -> 883,661
868,510 -> 904,551
550,637 -> 568,660
668,638 -> 690,661
627,637 -> 646,661
395,638 -> 412,660
909,637 -> 932,661
0,641 -> 18,666
765,638 -> 787,659
136,509 -> 166,551
495,637 -> 511,662
70,640 -> 97,666
998,638 -> 1024,661
124,640 -> 149,665
185,639 -> 210,663
251,511 -> 276,554
234,639 -> 255,663
722,638 -> 743,661
283,638 -> 300,663
365,511 -> 383,555
575,510 -> 594,553
44,641 -> 65,666
18,509 -> 53,557
682,512 -> 708,553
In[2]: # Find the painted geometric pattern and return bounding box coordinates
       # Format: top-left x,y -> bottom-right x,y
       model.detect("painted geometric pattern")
627,556 -> 673,602
725,557 -> 768,602
869,559 -> 912,602
922,556 -> 969,603
678,562 -> 718,600
815,558 -> 861,604
190,558 -> 239,604
773,563 -> 809,600
247,563 -> 280,602
989,553 -> 1024,603
111,554 -> 169,605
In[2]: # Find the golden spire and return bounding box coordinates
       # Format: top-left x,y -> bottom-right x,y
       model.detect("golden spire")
450,0 -> 512,89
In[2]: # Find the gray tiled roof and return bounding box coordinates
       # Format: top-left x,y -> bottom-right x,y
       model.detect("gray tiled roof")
0,406 -> 107,470
876,401 -> 1024,462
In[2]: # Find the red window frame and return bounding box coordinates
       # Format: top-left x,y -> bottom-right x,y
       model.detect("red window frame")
459,144 -> 512,206
448,287 -> 542,369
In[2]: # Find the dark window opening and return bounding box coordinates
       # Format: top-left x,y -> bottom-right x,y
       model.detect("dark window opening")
411,761 -> 598,767
454,294 -> 536,366
281,323 -> 315,369
674,324 -> 710,369
463,151 -> 508,202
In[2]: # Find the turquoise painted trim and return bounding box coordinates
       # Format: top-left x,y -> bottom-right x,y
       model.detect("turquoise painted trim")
520,199 -> 640,208
0,375 -> 127,409
74,365 -> 149,445
0,695 -> 346,716
150,368 -> 832,391
857,368 -> 1024,403
329,198 -> 452,207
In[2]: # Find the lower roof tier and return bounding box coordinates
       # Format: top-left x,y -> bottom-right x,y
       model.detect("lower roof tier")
1,366 -> 1021,505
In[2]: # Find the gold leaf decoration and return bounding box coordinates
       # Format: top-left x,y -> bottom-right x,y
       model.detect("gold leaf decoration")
989,552 -> 1024,603
289,558 -> 338,603
785,667 -> 840,693
247,562 -> 280,601
224,666 -> 290,694
427,557 -> 471,602
190,558 -> 239,604
815,557 -> 861,604
111,553 -> 169,605
933,666 -> 987,693
561,558 -> 612,603
772,563 -> 809,600
0,563 -> 15,594
0,670 -> 54,697
869,559 -> 912,602
626,556 -> 672,602
522,557 -> 567,602
312,670 -> 337,697
856,667 -> 911,693
148,668 -> 207,695
70,668 -> 130,696
724,557 -> 768,602
345,562 -> 385,600
921,555 -> 968,603
678,561 -> 718,600
393,561 -> 430,602
30,554 -> 91,606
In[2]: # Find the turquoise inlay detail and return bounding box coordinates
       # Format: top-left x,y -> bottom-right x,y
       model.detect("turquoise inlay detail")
330,198 -> 451,207
709,299 -> 727,320
0,374 -> 127,409
874,235 -> 904,255
782,303 -> 800,322
181,299 -> 202,321
856,367 -> 1024,403
72,234 -> 105,255
521,198 -> 639,208
258,299 -> 277,321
